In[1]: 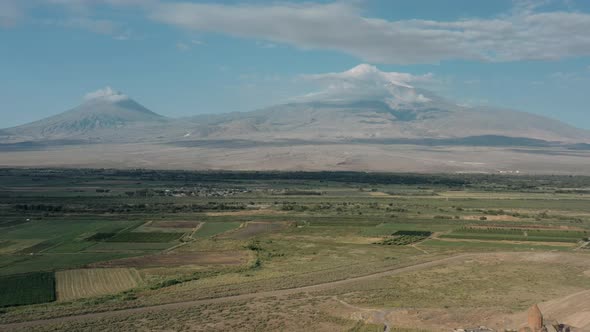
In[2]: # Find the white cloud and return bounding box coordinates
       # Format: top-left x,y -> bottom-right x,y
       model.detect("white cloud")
298,64 -> 433,107
256,41 -> 277,49
113,29 -> 132,40
84,86 -> 128,102
2,1 -> 133,39
176,39 -> 203,51
0,0 -> 26,28
176,42 -> 189,51
5,1 -> 590,64
147,1 -> 590,64
56,17 -> 117,34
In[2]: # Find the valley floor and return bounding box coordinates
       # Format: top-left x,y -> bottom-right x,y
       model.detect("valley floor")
1,169 -> 590,331
1,141 -> 590,174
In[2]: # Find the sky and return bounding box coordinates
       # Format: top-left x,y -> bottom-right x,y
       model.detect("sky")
1,0 -> 590,129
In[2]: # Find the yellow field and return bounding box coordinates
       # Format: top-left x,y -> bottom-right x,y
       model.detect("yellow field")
56,268 -> 143,301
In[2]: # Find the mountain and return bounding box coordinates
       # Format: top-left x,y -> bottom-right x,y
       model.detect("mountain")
1,80 -> 589,174
181,100 -> 590,143
3,79 -> 590,145
175,63 -> 590,143
1,87 -> 167,142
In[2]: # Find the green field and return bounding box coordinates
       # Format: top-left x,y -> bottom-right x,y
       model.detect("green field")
15,240 -> 57,254
0,253 -> 141,276
377,230 -> 432,245
0,272 -> 55,307
0,169 -> 589,331
45,241 -> 96,253
106,232 -> 185,243
88,242 -> 173,252
194,222 -> 242,238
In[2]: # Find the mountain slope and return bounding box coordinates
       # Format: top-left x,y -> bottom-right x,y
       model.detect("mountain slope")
182,100 -> 590,143
2,88 -> 167,142
1,79 -> 589,147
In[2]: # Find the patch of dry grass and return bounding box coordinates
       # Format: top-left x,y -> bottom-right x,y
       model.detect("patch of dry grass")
56,268 -> 142,301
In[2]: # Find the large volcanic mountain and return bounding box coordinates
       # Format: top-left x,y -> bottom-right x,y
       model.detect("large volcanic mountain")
1,69 -> 589,173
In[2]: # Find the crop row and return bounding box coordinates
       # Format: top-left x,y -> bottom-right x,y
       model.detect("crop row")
378,235 -> 429,246
0,272 -> 56,307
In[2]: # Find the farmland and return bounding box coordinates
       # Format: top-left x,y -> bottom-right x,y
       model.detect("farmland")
194,222 -> 241,238
0,168 -> 589,331
106,231 -> 185,243
0,272 -> 55,307
56,268 -> 142,301
377,231 -> 432,245
221,221 -> 288,239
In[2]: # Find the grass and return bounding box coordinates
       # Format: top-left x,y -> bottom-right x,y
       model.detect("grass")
441,227 -> 586,243
106,232 -> 185,243
56,268 -> 143,301
85,232 -> 118,241
422,239 -> 574,251
0,253 -> 142,276
15,240 -> 57,254
322,254 -> 590,311
0,272 -> 56,307
87,242 -> 173,252
0,219 -> 134,242
45,241 -> 96,253
0,241 -> 15,250
194,222 -> 242,238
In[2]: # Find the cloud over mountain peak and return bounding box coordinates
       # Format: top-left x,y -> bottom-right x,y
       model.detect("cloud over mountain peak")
299,64 -> 433,107
84,86 -> 129,102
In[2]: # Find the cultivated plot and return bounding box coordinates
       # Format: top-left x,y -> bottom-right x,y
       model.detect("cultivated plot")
56,268 -> 143,301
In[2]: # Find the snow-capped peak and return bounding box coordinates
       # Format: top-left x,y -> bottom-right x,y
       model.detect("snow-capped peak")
345,64 -> 414,88
84,86 -> 129,102
299,64 -> 433,107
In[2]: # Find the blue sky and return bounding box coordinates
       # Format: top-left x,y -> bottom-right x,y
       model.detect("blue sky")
1,0 -> 590,129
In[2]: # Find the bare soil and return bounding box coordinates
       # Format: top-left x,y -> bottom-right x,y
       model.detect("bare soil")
221,221 -> 290,240
495,289 -> 590,330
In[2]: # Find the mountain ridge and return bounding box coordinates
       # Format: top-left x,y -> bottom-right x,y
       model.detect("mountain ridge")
2,96 -> 590,144
1,90 -> 589,174
175,100 -> 590,143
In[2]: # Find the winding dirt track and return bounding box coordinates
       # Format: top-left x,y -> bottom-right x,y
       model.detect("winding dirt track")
0,253 -> 491,331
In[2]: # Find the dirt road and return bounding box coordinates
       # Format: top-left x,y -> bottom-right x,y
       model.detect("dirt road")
0,253 -> 503,331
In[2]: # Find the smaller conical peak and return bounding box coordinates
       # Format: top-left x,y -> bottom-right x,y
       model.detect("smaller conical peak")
83,86 -> 129,103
